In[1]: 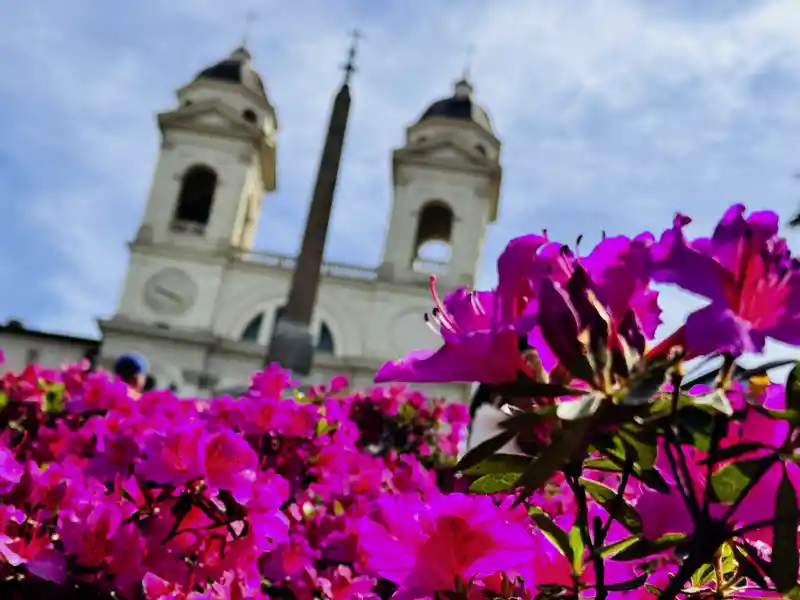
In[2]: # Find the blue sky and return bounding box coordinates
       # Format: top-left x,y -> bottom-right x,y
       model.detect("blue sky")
2,0 -> 800,365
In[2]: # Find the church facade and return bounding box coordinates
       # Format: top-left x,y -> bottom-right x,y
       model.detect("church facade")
0,46 -> 503,403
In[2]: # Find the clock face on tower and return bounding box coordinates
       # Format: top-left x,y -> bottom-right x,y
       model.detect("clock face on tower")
143,268 -> 198,316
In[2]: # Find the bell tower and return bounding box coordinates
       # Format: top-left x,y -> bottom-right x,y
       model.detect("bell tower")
378,77 -> 502,289
133,46 -> 278,253
110,47 -> 278,329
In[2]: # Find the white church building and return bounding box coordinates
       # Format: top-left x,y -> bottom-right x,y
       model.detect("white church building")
0,46 -> 503,403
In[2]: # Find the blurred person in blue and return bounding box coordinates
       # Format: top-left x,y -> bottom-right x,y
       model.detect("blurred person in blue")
113,353 -> 149,399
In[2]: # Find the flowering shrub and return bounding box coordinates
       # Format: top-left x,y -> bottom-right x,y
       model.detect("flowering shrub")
0,203 -> 799,600
0,362 -> 472,599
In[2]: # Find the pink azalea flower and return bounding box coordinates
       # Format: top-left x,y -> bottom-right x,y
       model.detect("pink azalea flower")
0,444 -> 23,495
203,429 -> 258,502
723,385 -> 800,538
85,432 -> 139,481
261,533 -> 321,581
321,565 -> 379,600
357,493 -> 537,596
135,422 -> 207,486
243,471 -> 290,552
375,278 -> 525,384
652,206 -> 800,355
142,572 -> 186,600
0,506 -> 66,584
58,497 -> 124,568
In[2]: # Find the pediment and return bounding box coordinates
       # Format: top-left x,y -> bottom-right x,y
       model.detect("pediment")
158,101 -> 258,138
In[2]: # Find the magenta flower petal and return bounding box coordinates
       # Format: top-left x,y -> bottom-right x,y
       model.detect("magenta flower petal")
711,205 -> 779,274
684,303 -> 766,356
496,234 -> 548,321
375,328 -> 520,384
652,215 -> 731,304
537,279 -> 583,366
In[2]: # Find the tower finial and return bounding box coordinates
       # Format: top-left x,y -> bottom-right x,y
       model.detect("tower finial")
241,10 -> 257,48
342,29 -> 362,85
462,43 -> 475,81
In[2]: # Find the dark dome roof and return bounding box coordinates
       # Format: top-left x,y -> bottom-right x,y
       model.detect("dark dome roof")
195,47 -> 267,98
419,79 -> 492,132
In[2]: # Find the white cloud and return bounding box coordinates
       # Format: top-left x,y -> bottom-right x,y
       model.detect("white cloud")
1,0 -> 800,374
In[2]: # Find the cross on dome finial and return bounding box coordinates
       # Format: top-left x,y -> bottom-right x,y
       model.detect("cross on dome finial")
241,10 -> 257,48
342,29 -> 363,85
462,43 -> 475,82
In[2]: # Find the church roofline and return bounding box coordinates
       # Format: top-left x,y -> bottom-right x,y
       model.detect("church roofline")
176,78 -> 278,118
0,320 -> 100,345
405,114 -> 500,145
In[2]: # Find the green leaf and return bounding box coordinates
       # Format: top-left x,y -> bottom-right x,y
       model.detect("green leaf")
592,440 -> 670,492
786,362 -> 800,414
644,584 -> 664,596
495,379 -> 587,399
514,419 -> 591,500
691,563 -> 716,587
456,429 -> 517,473
43,382 -> 66,414
500,405 -> 557,432
398,402 -> 416,422
624,353 -> 683,406
770,468 -> 800,593
584,457 -> 623,473
698,442 -> 763,465
463,453 -> 531,476
580,478 -> 643,535
556,393 -> 604,421
785,586 -> 800,600
731,543 -> 769,589
611,533 -> 688,562
604,572 -> 649,592
693,389 -> 734,416
568,524 -> 585,574
469,472 -> 520,494
0,392 -> 7,411
710,456 -> 777,504
529,507 -> 573,563
314,418 -> 330,437
598,535 -> 639,558
616,427 -> 658,469
634,468 -> 671,493
644,391 -> 696,419
675,405 -> 716,452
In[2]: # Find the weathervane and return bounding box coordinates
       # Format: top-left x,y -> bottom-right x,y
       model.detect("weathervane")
342,29 -> 363,85
241,10 -> 257,47
462,43 -> 476,80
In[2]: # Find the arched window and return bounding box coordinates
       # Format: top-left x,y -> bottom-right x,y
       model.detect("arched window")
412,201 -> 454,274
174,165 -> 217,226
240,313 -> 264,342
317,323 -> 335,354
